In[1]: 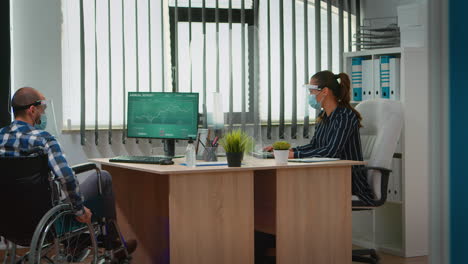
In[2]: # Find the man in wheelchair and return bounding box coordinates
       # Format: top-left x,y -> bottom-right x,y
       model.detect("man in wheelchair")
0,87 -> 137,263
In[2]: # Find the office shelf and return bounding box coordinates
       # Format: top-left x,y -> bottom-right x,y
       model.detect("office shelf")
344,47 -> 429,258
386,200 -> 403,205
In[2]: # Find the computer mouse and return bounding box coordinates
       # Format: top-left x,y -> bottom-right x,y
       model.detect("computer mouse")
159,159 -> 174,165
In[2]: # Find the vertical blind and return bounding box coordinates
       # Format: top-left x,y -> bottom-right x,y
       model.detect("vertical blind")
1,0 -> 11,128
62,0 -> 359,145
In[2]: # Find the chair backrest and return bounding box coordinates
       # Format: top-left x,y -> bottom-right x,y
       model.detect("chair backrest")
0,154 -> 53,246
355,99 -> 404,199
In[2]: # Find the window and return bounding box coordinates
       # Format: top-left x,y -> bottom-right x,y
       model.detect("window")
175,21 -> 250,114
258,0 -> 355,124
62,0 -> 357,136
168,2 -> 255,127
62,0 -> 167,130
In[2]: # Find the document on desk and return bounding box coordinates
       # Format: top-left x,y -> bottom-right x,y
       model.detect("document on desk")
288,157 -> 340,163
180,161 -> 229,166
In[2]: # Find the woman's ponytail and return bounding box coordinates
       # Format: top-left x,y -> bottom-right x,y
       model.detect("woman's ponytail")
337,72 -> 351,104
337,72 -> 362,127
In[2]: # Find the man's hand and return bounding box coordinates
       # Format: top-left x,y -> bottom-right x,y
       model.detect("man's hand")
288,151 -> 295,159
76,206 -> 92,224
263,146 -> 273,152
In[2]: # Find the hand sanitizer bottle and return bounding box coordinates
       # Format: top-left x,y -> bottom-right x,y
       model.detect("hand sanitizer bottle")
185,139 -> 196,167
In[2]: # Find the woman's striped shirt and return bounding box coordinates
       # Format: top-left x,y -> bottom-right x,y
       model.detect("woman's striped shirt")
292,106 -> 375,205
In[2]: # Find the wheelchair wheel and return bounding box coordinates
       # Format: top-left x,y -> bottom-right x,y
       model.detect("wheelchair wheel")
29,204 -> 102,264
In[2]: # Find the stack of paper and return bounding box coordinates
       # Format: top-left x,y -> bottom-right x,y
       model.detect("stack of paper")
288,157 -> 340,163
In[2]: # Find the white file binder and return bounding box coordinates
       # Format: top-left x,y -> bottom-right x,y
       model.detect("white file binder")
351,58 -> 364,101
380,56 -> 392,99
373,59 -> 380,98
393,157 -> 402,202
388,160 -> 395,201
362,60 -> 373,101
390,58 -> 401,100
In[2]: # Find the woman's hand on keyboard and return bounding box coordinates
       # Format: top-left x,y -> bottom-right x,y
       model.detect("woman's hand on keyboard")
263,146 -> 273,152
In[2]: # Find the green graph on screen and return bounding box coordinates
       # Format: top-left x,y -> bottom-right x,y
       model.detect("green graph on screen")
127,92 -> 199,139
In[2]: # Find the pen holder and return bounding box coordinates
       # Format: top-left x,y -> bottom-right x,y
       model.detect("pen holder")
203,147 -> 218,162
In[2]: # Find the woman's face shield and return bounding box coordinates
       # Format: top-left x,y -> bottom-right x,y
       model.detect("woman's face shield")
303,84 -> 322,95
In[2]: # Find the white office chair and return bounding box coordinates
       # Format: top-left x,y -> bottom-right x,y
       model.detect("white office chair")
352,99 -> 404,263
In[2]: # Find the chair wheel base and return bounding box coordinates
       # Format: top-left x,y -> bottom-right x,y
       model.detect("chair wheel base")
352,248 -> 380,264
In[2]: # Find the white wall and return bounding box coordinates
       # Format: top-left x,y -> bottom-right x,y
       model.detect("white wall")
361,0 -> 425,19
10,0 -> 311,168
427,0 -> 449,262
10,0 -> 175,167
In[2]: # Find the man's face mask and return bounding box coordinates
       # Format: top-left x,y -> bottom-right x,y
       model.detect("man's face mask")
34,112 -> 48,130
32,100 -> 48,130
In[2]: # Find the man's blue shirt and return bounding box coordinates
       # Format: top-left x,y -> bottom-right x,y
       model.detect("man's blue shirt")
0,120 -> 84,215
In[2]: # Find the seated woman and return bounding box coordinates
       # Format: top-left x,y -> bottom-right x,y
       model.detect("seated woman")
265,70 -> 374,205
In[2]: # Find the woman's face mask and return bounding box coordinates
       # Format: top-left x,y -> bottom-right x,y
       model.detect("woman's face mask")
308,91 -> 326,110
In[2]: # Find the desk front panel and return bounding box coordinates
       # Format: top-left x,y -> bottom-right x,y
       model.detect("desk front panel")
98,159 -> 356,264
103,165 -> 170,264
254,166 -> 352,264
169,171 -> 254,264
103,165 -> 254,264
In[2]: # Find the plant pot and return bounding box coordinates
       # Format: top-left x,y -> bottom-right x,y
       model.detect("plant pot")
226,152 -> 243,167
273,150 -> 289,165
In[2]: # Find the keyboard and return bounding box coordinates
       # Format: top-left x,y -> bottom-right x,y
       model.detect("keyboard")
250,151 -> 274,159
109,155 -> 170,164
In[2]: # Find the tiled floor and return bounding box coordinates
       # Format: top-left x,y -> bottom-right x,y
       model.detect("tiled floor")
1,249 -> 428,264
353,252 -> 428,264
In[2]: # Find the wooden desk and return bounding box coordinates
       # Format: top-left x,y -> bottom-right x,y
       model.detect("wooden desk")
90,158 -> 364,264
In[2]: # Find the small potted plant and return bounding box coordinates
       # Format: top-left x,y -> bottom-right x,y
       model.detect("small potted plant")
272,141 -> 291,165
219,129 -> 254,167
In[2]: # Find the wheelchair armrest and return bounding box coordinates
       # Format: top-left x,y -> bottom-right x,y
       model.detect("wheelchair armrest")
72,163 -> 104,195
72,163 -> 99,174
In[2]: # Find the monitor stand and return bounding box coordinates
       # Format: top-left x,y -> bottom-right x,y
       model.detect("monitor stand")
163,139 -> 176,158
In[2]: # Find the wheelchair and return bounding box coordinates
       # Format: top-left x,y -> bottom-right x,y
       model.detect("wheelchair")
0,151 -> 132,264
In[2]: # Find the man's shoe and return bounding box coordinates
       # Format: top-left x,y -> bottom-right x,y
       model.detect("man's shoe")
113,239 -> 137,261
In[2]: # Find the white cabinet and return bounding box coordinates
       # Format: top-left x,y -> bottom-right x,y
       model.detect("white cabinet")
344,47 -> 429,257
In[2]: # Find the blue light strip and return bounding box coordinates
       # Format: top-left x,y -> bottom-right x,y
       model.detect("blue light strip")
450,0 -> 468,262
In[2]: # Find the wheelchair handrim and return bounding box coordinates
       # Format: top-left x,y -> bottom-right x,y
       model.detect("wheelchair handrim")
29,204 -> 99,264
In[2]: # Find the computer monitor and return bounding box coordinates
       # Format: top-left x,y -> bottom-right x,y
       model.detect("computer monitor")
127,92 -> 199,156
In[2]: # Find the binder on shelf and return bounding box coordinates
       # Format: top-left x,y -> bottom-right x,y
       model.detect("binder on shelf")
395,139 -> 402,153
388,159 -> 396,202
373,59 -> 380,98
362,60 -> 373,101
387,140 -> 403,202
380,56 -> 394,99
393,157 -> 402,202
389,58 -> 401,100
351,57 -> 364,101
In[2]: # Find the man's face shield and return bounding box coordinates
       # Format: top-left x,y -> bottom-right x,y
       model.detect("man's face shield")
12,99 -> 59,136
41,99 -> 59,137
13,100 -> 47,112
33,100 -> 48,113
